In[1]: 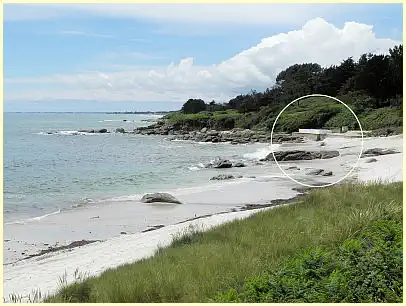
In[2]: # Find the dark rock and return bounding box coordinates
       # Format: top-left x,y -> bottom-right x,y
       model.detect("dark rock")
286,166 -> 300,170
305,168 -> 333,176
115,128 -> 125,133
212,159 -> 233,169
140,193 -> 182,204
264,150 -> 339,161
322,171 -> 333,176
361,148 -> 400,158
120,231 -> 127,235
305,168 -> 324,175
365,158 -> 378,163
98,129 -> 108,133
210,174 -> 235,180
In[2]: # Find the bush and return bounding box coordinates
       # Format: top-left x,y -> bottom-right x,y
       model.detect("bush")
181,99 -> 207,114
360,107 -> 403,130
213,219 -> 402,303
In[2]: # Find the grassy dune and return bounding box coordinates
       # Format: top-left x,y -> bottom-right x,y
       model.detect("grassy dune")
46,182 -> 402,303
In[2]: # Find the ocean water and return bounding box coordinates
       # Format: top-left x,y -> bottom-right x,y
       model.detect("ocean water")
4,113 -> 276,222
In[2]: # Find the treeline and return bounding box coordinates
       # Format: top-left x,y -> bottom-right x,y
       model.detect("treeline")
176,45 -> 402,132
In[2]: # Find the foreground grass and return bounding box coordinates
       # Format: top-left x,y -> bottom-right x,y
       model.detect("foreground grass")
46,182 -> 402,303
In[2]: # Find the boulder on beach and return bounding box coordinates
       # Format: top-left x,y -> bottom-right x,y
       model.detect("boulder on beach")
140,193 -> 182,204
305,168 -> 333,176
361,148 -> 400,158
97,129 -> 108,133
210,174 -> 235,180
286,166 -> 300,170
262,150 -> 339,162
365,158 -> 378,163
115,128 -> 125,133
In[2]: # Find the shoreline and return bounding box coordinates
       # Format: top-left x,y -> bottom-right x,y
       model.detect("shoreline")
3,134 -> 403,301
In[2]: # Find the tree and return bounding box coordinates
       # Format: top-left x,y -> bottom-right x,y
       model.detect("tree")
181,99 -> 206,114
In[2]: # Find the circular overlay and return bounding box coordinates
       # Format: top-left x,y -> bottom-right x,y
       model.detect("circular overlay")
270,94 -> 364,188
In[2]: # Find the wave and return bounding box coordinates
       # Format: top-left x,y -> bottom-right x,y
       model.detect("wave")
38,130 -> 108,136
98,120 -> 135,123
188,163 -> 205,171
5,209 -> 61,225
243,144 -> 281,160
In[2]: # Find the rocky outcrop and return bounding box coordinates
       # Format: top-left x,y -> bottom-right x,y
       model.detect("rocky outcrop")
140,193 -> 182,204
210,174 -> 235,180
115,128 -> 125,133
361,148 -> 400,158
134,123 -> 305,145
261,150 -> 340,162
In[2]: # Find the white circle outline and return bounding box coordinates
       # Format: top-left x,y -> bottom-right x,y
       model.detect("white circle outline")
270,94 -> 364,188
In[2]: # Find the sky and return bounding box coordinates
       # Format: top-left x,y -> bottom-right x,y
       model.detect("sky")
4,3 -> 403,112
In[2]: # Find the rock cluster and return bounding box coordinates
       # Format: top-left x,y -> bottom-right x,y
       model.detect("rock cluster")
134,123 -> 304,144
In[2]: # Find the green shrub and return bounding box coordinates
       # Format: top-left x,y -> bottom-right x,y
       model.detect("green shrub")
213,219 -> 402,303
360,107 -> 403,130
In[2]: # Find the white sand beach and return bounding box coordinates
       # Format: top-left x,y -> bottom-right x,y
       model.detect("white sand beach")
3,135 -> 403,302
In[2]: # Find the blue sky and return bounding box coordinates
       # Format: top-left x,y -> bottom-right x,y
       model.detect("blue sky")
4,3 -> 403,112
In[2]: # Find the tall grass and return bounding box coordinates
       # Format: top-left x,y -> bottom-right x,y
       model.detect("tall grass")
46,182 -> 402,303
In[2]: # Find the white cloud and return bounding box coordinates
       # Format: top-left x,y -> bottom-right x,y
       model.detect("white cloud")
5,18 -> 401,103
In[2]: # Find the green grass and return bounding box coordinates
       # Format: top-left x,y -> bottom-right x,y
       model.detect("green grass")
165,109 -> 241,122
46,182 -> 402,303
360,107 -> 403,130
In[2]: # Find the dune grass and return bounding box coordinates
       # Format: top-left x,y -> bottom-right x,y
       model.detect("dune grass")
46,182 -> 402,303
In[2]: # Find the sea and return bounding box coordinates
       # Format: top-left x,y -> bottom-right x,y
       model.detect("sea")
4,112 -> 277,223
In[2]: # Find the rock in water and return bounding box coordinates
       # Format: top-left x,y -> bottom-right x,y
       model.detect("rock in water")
140,193 -> 182,204
365,158 -> 378,163
210,174 -> 235,180
200,127 -> 207,133
212,159 -> 233,168
233,162 -> 246,167
361,148 -> 399,158
263,150 -> 339,161
115,128 -> 125,133
98,129 -> 108,133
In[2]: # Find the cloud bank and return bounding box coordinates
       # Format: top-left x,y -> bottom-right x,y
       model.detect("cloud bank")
5,18 -> 401,103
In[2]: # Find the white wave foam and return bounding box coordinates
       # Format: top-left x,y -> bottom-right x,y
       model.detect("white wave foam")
5,210 -> 61,225
188,163 -> 206,171
38,130 -> 107,136
243,144 -> 281,160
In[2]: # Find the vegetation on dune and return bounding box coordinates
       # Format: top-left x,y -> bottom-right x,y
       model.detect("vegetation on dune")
45,182 -> 402,303
163,45 -> 402,133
